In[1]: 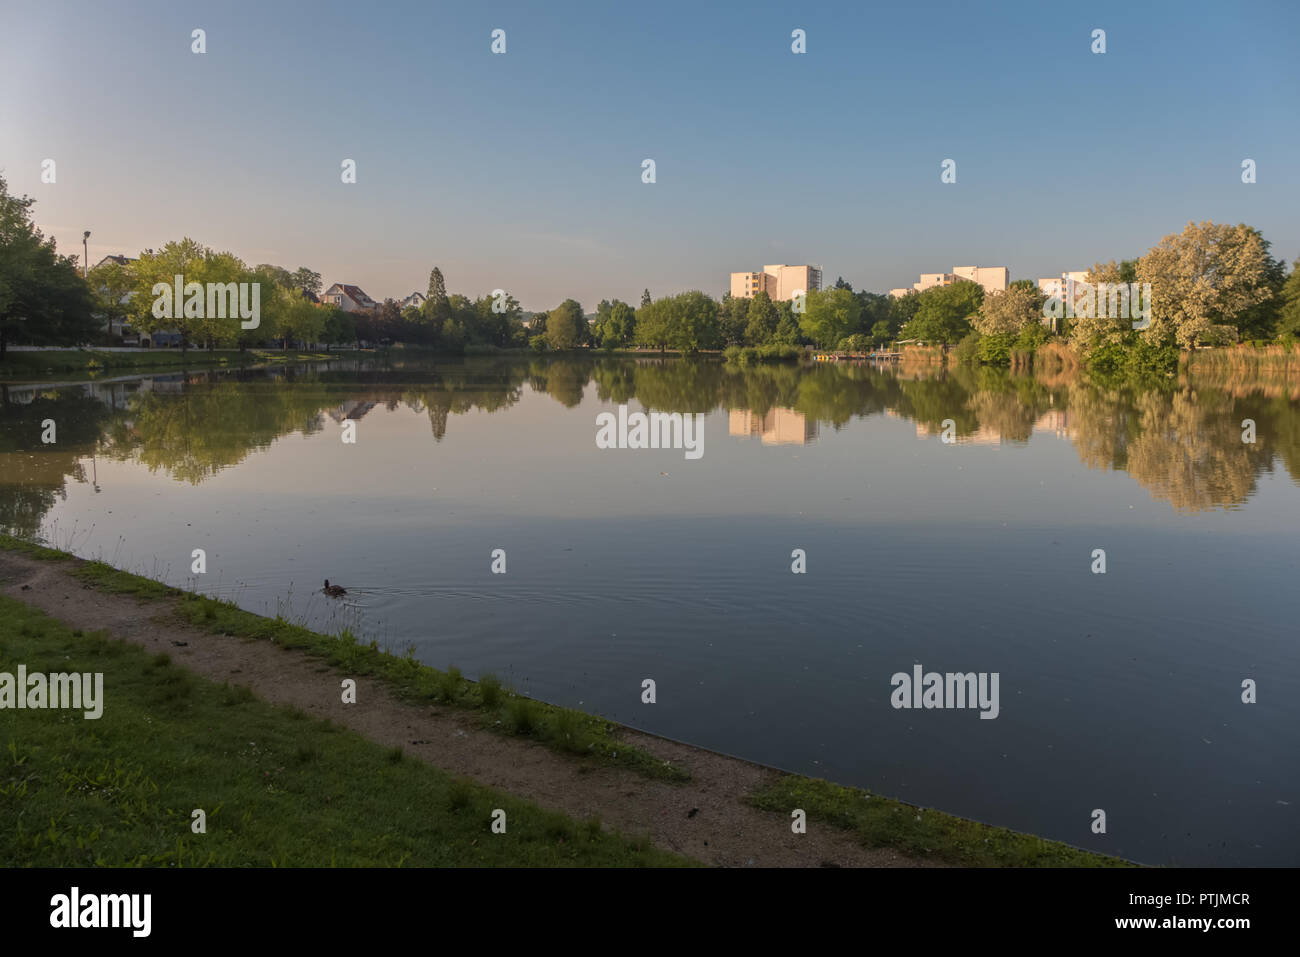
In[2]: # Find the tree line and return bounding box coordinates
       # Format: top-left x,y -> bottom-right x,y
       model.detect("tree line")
3,171 -> 1297,367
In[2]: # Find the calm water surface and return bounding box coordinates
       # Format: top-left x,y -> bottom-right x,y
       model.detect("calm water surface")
3,355 -> 1297,865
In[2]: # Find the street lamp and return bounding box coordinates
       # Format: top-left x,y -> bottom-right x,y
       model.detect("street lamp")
83,230 -> 91,277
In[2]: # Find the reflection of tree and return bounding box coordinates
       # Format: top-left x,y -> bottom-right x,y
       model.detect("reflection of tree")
6,360 -> 1300,533
894,373 -> 981,437
528,357 -> 591,408
110,379 -> 331,484
959,366 -> 1056,444
629,359 -> 723,413
0,389 -> 116,538
1125,388 -> 1271,511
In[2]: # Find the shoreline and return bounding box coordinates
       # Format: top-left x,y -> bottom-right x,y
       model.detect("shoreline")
0,534 -> 1133,867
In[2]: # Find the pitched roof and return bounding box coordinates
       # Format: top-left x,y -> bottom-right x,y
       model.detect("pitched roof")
326,283 -> 376,305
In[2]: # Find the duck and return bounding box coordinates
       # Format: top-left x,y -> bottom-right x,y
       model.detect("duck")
322,579 -> 347,597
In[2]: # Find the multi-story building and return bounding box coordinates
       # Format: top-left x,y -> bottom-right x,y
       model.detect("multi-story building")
729,264 -> 823,302
914,272 -> 958,292
953,266 -> 1009,296
889,265 -> 1009,298
1036,271 -> 1090,299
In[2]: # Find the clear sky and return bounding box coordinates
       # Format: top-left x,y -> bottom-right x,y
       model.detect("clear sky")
2,0 -> 1297,311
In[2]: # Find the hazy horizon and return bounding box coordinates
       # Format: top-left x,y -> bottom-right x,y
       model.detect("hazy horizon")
3,0 -> 1298,311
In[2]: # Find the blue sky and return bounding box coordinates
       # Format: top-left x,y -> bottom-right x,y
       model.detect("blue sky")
2,0 -> 1297,311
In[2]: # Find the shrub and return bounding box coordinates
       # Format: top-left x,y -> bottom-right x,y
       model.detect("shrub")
953,332 -> 981,364
478,673 -> 503,709
437,666 -> 462,703
504,695 -> 540,735
977,333 -> 1015,365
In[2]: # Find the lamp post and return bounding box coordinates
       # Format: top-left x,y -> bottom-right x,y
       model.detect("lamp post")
83,230 -> 91,277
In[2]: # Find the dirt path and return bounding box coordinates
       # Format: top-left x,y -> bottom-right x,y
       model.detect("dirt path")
0,551 -> 934,868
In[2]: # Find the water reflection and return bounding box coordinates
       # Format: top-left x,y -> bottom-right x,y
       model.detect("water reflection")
3,356 -> 1300,535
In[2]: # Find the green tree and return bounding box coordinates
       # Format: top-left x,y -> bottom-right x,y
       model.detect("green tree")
595,299 -> 635,348
634,298 -> 671,351
1277,257 -> 1300,338
800,287 -> 861,348
889,290 -> 922,333
973,285 -> 1042,336
545,299 -> 586,350
665,290 -> 720,353
320,304 -> 355,349
640,288 -> 652,308
773,303 -> 801,345
273,287 -> 324,348
719,294 -> 749,344
86,257 -> 135,343
1136,221 -> 1274,349
129,239 -> 226,354
427,267 -> 448,304
744,291 -> 779,344
291,267 -> 322,298
900,281 -> 982,344
0,174 -> 98,358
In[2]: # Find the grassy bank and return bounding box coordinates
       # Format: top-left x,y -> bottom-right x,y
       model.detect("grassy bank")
0,348 -> 369,382
749,775 -> 1133,868
0,535 -> 1134,866
0,535 -> 688,784
0,595 -> 684,866
1185,341 -> 1300,375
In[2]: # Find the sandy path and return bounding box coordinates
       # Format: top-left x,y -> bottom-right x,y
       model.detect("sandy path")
0,552 -> 933,867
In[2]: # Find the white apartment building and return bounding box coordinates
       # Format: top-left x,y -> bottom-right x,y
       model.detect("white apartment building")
1036,271 -> 1090,299
953,266 -> 1009,296
729,264 -> 823,302
888,265 -> 1008,298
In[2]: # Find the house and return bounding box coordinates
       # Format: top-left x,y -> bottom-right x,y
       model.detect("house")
90,255 -> 141,344
322,283 -> 379,312
398,292 -> 427,311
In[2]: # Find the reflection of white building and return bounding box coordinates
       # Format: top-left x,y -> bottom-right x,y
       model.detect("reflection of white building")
913,420 -> 1003,445
729,408 -> 818,445
1033,408 -> 1076,440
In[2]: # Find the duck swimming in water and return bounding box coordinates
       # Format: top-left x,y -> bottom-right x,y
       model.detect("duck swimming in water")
323,579 -> 347,597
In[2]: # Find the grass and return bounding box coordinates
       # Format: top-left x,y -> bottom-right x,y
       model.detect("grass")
748,774 -> 1134,868
0,595 -> 687,866
0,347 -> 369,382
0,535 -> 689,784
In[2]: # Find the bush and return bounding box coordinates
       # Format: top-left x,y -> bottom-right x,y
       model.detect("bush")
953,332 -> 981,364
504,695 -> 541,735
1014,322 -> 1050,351
723,343 -> 801,364
478,673 -> 503,709
977,333 -> 1015,365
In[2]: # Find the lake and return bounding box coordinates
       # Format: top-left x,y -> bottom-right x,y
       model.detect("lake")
2,354 -> 1297,865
